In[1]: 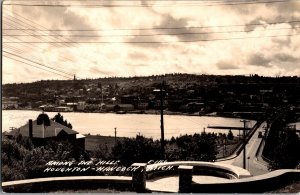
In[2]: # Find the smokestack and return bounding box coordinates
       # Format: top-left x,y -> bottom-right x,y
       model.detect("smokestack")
29,119 -> 33,138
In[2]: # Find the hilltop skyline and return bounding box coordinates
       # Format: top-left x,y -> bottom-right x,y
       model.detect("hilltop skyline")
2,0 -> 300,84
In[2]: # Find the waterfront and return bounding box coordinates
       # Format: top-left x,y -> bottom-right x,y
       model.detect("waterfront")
2,110 -> 256,139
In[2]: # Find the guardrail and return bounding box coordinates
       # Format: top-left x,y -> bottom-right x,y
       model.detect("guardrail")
191,169 -> 300,193
2,161 -> 250,193
2,176 -> 132,193
2,163 -> 146,193
2,162 -> 298,193
216,120 -> 263,162
146,161 -> 251,180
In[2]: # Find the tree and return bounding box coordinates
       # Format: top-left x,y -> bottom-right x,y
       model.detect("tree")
227,129 -> 234,141
52,113 -> 73,129
37,113 -> 51,126
111,135 -> 161,166
93,143 -> 110,159
2,134 -> 89,181
269,130 -> 300,170
174,133 -> 217,161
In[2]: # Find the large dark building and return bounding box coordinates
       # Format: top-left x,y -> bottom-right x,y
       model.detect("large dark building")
7,113 -> 85,150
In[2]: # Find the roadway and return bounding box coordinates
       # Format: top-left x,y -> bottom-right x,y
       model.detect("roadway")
146,122 -> 271,192
221,122 -> 269,176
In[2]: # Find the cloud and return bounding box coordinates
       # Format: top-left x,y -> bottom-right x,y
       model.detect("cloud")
272,36 -> 292,48
12,5 -> 98,41
244,17 -> 267,32
216,61 -> 239,70
127,51 -> 149,61
269,1 -> 300,15
89,67 -> 113,76
247,54 -> 272,67
127,63 -> 149,67
154,14 -> 210,41
274,53 -> 299,62
128,13 -> 210,47
3,1 -> 300,84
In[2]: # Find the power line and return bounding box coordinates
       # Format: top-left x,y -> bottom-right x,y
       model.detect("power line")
0,0 -> 256,1
4,20 -> 300,32
3,50 -> 74,76
3,9 -> 86,80
3,33 -> 79,75
0,0 -> 251,1
3,43 -> 75,76
3,54 -> 73,79
3,0 -> 299,7
3,25 -> 77,65
3,8 -> 112,79
2,16 -> 77,60
3,8 -> 78,48
4,26 -> 300,37
3,13 -> 77,49
4,33 -> 299,44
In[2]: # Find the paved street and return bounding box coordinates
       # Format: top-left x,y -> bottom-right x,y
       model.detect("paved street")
230,122 -> 268,176
221,122 -> 269,176
146,122 -> 270,192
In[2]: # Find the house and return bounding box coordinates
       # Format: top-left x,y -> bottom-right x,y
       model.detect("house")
114,104 -> 134,112
137,102 -> 148,110
54,106 -> 74,112
104,104 -> 115,112
76,101 -> 86,111
6,113 -> 85,150
2,101 -> 18,109
2,97 -> 19,109
186,102 -> 205,112
121,95 -> 138,105
39,105 -> 55,112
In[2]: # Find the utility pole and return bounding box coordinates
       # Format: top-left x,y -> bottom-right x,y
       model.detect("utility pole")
247,156 -> 250,172
160,81 -> 165,159
240,119 -> 249,169
114,127 -> 117,145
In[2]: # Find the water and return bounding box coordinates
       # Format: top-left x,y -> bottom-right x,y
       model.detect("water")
2,110 -> 255,139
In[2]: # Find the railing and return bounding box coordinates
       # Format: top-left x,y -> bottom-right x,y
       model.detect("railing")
2,161 -> 299,193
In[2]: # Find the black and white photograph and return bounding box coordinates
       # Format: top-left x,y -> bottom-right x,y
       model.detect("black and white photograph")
1,0 -> 300,193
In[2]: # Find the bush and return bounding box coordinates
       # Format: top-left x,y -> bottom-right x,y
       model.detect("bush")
111,135 -> 161,166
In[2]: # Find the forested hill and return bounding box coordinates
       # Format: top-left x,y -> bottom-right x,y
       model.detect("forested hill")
3,73 -> 300,94
2,74 -> 300,112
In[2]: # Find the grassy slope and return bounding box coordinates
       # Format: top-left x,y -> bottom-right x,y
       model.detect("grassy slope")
85,135 -> 125,151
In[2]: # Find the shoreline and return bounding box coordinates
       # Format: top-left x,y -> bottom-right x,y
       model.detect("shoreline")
2,108 -> 244,119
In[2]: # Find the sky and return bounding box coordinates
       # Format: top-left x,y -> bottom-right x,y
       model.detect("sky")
2,0 -> 300,84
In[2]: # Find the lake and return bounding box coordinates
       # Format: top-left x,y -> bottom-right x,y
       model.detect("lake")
2,110 -> 256,139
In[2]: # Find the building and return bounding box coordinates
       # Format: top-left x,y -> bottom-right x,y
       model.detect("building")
39,105 -> 55,112
54,106 -> 74,112
121,95 -> 138,105
76,101 -> 86,111
104,104 -> 115,112
2,97 -> 19,109
137,102 -> 148,110
114,104 -> 134,112
6,113 -> 85,150
2,101 -> 19,109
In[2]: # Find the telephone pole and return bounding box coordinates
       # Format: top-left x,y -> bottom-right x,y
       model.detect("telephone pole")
153,81 -> 166,159
160,81 -> 165,159
240,119 -> 249,169
114,127 -> 117,145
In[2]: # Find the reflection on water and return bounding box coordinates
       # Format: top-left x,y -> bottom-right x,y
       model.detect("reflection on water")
2,110 -> 256,139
